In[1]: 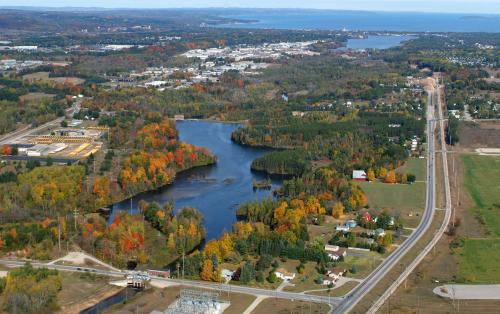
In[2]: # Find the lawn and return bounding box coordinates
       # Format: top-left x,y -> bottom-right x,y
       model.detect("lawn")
306,281 -> 359,297
357,157 -> 426,216
462,155 -> 500,236
283,261 -> 323,293
397,158 -> 427,181
454,238 -> 500,283
337,251 -> 383,279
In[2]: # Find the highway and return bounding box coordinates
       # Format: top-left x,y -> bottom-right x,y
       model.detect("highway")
332,86 -> 440,314
0,258 -> 342,307
364,80 -> 453,313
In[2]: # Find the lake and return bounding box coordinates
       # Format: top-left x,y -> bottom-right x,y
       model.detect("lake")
218,10 -> 500,33
110,120 -> 282,241
345,35 -> 415,49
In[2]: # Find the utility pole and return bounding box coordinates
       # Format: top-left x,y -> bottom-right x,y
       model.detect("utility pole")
181,236 -> 187,281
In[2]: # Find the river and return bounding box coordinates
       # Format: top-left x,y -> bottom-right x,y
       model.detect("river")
110,120 -> 282,241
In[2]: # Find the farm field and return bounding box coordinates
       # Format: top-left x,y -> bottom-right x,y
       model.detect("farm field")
22,71 -> 85,85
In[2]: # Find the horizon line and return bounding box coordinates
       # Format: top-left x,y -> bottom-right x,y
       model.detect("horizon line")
1,6 -> 500,15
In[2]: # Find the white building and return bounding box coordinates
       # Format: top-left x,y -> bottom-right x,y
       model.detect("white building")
336,225 -> 350,232
352,170 -> 367,181
275,268 -> 296,281
324,245 -> 347,261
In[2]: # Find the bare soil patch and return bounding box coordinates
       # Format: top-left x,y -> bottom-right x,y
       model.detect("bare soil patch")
251,297 -> 330,314
458,122 -> 500,150
105,285 -> 255,314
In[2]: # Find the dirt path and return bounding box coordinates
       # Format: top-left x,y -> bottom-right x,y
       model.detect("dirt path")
49,251 -> 120,272
243,296 -> 268,314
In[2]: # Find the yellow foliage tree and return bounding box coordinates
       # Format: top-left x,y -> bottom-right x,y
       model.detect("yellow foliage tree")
385,170 -> 397,184
379,167 -> 387,179
332,202 -> 345,219
305,196 -> 325,215
219,233 -> 234,260
367,169 -> 376,182
200,259 -> 214,281
138,250 -> 148,264
167,233 -> 175,249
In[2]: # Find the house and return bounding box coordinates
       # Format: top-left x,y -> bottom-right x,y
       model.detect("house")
375,228 -> 386,237
346,220 -> 357,228
275,268 -> 295,281
221,269 -> 235,283
324,245 -> 347,261
363,212 -> 373,222
326,267 -> 346,281
352,170 -> 367,181
281,93 -> 289,102
336,224 -> 350,232
323,278 -> 336,286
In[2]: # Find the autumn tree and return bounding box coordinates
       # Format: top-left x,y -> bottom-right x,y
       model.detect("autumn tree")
379,167 -> 388,179
332,202 -> 345,218
367,169 -> 376,182
385,170 -> 397,184
200,259 -> 214,281
92,176 -> 111,208
2,144 -> 11,155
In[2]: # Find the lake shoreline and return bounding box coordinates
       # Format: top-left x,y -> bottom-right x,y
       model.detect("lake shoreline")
109,121 -> 284,241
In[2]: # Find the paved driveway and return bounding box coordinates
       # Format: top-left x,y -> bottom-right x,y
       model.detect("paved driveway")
434,284 -> 500,299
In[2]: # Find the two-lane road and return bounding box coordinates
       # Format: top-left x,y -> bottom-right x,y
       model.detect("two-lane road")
332,90 -> 438,314
0,258 -> 342,307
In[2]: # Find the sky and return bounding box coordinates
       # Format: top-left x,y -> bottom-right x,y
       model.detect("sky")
3,0 -> 500,14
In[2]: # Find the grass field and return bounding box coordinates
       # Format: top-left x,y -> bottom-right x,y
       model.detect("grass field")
284,261 -> 323,293
306,281 -> 359,297
462,155 -> 500,236
358,157 -> 426,214
454,238 -> 500,283
397,158 -> 427,181
357,181 -> 425,214
337,251 -> 383,279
